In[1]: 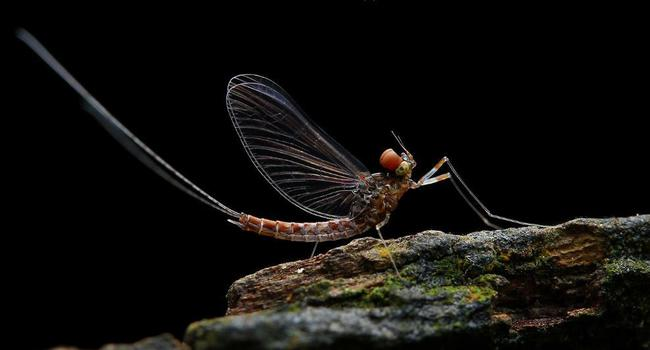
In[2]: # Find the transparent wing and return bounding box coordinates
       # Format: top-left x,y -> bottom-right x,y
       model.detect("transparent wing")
227,74 -> 370,219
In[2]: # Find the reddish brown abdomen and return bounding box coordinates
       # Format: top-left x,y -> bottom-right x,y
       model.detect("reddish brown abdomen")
237,213 -> 367,242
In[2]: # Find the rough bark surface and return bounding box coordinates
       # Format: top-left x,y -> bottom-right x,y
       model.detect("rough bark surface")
184,215 -> 650,350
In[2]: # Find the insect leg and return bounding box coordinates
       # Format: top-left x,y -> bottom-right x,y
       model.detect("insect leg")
422,173 -> 451,186
375,215 -> 402,278
412,157 -> 449,188
445,158 -> 552,228
412,155 -> 549,228
310,242 -> 319,258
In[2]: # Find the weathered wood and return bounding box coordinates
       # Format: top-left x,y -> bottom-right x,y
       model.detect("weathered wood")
186,215 -> 650,350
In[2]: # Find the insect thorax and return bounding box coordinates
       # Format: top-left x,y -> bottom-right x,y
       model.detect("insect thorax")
349,172 -> 410,223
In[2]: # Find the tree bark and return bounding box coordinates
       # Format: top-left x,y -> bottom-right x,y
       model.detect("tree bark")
185,215 -> 650,350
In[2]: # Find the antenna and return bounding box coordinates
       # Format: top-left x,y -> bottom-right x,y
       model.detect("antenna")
390,130 -> 411,155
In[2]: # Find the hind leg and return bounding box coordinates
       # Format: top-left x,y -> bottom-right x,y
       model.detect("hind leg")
309,242 -> 319,258
375,214 -> 402,278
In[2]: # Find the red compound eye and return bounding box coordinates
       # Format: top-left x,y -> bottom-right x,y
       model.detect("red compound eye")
380,148 -> 402,171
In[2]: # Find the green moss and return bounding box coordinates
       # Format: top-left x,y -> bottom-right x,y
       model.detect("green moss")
362,284 -> 392,306
295,279 -> 334,304
602,258 -> 650,327
429,257 -> 467,284
358,275 -> 410,307
465,285 -> 497,303
294,278 -> 368,307
473,274 -> 506,289
425,285 -> 497,304
341,287 -> 365,297
504,253 -> 554,275
284,303 -> 302,313
290,275 -> 414,309
604,257 -> 650,276
424,285 -> 457,303
398,263 -> 418,279
303,279 -> 333,295
292,270 -> 498,310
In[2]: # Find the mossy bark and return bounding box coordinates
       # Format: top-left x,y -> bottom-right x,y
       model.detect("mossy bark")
185,215 -> 650,350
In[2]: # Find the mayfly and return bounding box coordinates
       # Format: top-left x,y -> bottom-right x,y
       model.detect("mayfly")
18,30 -> 547,276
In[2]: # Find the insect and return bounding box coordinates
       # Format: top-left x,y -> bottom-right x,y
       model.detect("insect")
18,29 -> 546,276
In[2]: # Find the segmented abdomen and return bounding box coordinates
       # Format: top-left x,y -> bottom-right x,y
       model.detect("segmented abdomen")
235,213 -> 368,242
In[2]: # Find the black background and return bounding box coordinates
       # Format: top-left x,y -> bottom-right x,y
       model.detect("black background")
5,3 -> 649,349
